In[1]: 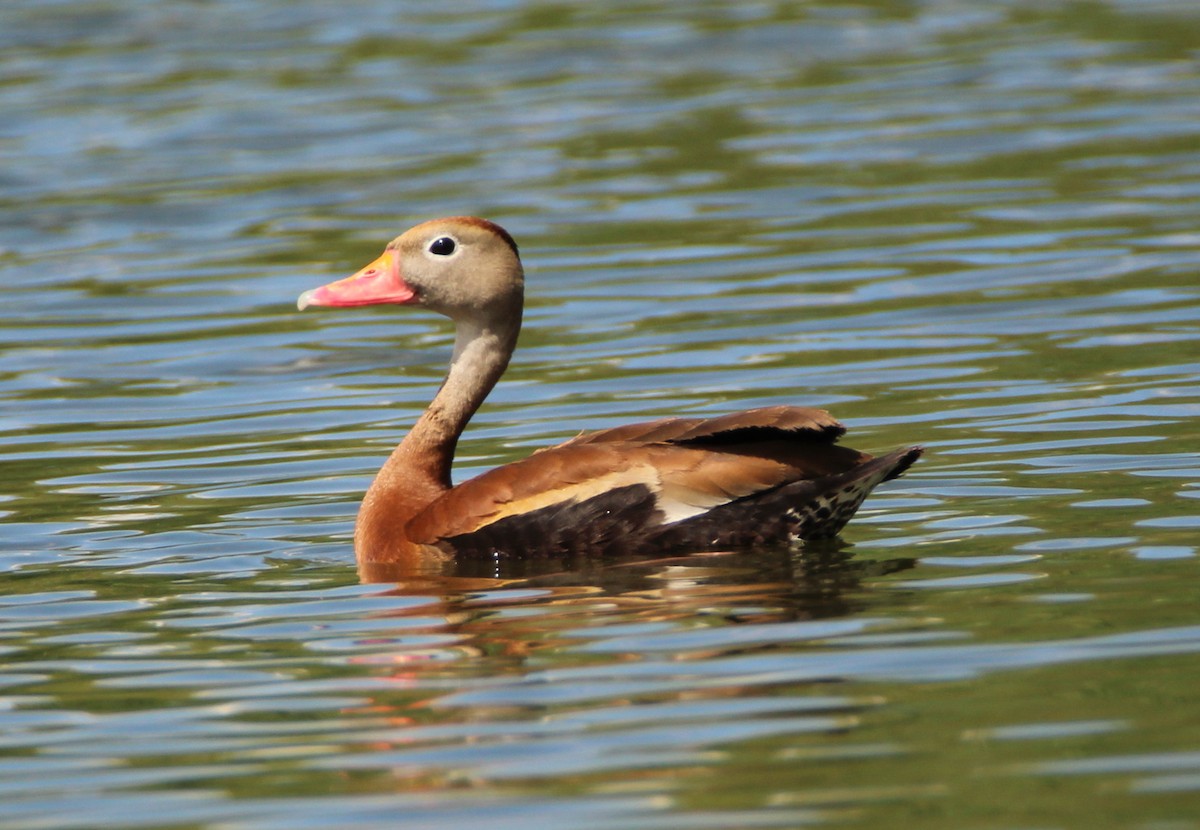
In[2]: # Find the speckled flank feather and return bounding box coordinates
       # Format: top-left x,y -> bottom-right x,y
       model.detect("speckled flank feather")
646,445 -> 923,551
782,446 -> 923,540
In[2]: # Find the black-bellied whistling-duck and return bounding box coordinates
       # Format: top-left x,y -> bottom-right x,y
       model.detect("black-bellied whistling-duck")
298,217 -> 921,572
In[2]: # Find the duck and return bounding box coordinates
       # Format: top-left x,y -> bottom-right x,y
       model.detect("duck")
298,216 -> 921,573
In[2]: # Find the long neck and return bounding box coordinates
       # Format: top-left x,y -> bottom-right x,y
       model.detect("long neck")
403,316 -> 518,488
355,310 -> 520,558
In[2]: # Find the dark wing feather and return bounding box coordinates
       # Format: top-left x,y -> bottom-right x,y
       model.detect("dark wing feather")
554,405 -> 845,449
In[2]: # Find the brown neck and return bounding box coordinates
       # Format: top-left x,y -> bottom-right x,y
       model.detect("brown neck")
354,310 -> 520,560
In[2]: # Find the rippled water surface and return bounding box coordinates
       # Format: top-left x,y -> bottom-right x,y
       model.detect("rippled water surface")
4,1 -> 1200,827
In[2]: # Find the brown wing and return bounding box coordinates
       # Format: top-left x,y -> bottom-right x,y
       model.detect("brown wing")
405,406 -> 868,546
407,442 -> 658,543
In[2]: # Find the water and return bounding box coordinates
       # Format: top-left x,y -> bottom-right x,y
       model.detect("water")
3,0 -> 1200,827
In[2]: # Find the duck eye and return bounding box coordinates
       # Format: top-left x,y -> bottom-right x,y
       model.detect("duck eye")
429,237 -> 456,256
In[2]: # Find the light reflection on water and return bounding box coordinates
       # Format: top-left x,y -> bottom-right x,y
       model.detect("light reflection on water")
3,0 -> 1200,828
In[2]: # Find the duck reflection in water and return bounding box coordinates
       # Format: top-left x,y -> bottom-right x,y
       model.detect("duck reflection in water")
338,543 -> 917,728
362,543 -> 917,632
